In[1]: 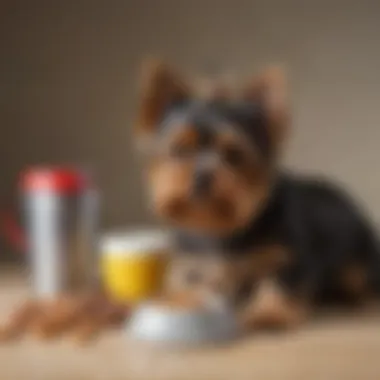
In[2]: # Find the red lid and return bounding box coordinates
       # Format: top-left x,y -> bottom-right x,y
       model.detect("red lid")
20,168 -> 88,193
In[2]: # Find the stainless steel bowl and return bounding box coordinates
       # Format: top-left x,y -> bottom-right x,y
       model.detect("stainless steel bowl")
127,301 -> 240,345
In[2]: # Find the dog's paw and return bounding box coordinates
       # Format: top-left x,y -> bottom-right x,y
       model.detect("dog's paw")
240,279 -> 308,331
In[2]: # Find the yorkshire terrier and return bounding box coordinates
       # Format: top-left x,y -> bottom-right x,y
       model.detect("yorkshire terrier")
133,58 -> 380,330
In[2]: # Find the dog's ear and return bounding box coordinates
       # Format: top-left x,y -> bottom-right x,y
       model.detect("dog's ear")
243,66 -> 290,151
134,59 -> 190,147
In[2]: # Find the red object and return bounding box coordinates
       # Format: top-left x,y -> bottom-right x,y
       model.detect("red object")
20,167 -> 88,193
0,211 -> 27,252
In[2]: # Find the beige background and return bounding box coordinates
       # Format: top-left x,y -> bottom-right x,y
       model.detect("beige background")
1,0 -> 380,249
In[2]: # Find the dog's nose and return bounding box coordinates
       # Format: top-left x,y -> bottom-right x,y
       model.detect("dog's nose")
193,171 -> 213,198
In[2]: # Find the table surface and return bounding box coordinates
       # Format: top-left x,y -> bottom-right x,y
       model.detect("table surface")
1,269 -> 380,380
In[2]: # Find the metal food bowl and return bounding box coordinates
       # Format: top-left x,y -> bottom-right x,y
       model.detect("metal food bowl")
127,300 -> 240,346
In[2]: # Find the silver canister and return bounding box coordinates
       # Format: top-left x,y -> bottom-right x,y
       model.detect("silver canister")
21,168 -> 99,299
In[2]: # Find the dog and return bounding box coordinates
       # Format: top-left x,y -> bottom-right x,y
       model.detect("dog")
133,58 -> 380,329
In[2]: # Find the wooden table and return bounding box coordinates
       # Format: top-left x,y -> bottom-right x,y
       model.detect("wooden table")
1,269 -> 380,380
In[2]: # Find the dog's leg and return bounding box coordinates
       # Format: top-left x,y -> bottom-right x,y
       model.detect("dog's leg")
337,260 -> 380,310
340,263 -> 369,301
240,278 -> 308,330
235,243 -> 309,330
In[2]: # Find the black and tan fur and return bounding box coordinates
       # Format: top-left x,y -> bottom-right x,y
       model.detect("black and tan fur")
134,59 -> 380,330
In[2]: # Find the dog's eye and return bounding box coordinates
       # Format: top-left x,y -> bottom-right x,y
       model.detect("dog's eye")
223,146 -> 245,166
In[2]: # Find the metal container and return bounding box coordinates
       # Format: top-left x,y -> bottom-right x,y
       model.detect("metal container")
127,301 -> 240,346
20,167 -> 99,298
